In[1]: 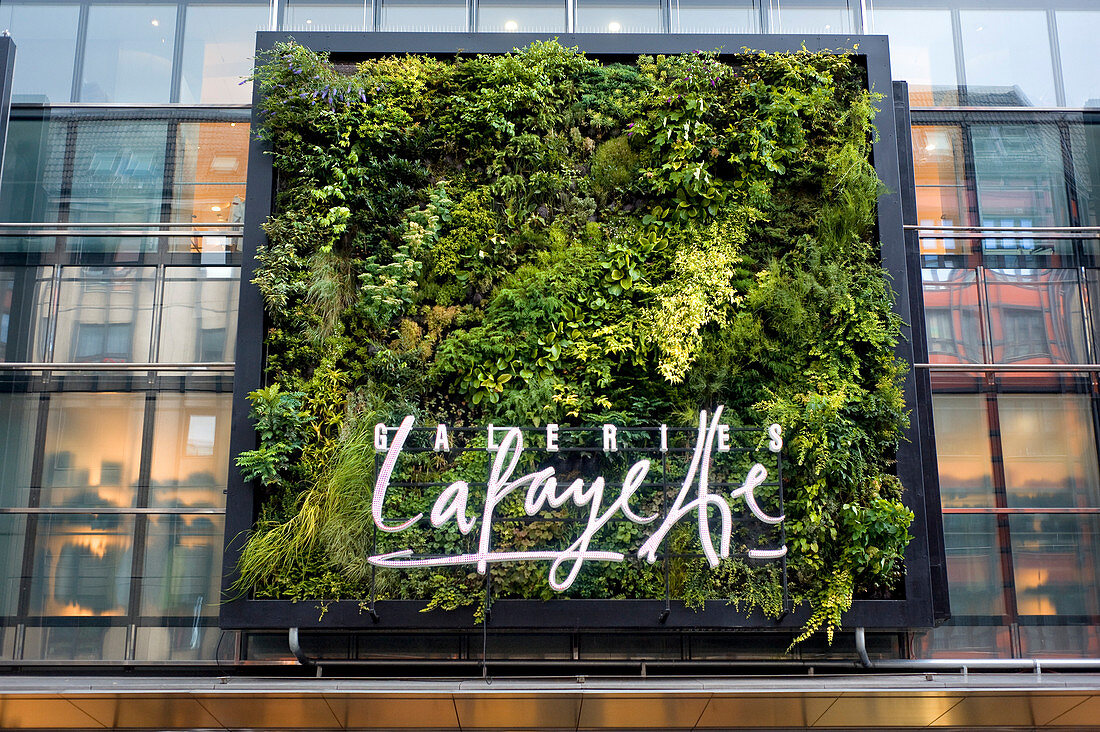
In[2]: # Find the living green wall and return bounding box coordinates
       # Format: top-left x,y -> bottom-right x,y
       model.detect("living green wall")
235,40 -> 913,643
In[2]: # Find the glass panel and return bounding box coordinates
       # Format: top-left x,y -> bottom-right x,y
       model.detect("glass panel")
478,0 -> 565,32
999,394 -> 1100,509
81,4 -> 177,103
872,5 -> 957,107
932,394 -> 995,507
1010,514 -> 1100,617
158,267 -> 240,365
381,0 -> 467,31
172,122 -> 250,225
140,514 -> 224,617
1072,119 -> 1100,229
148,393 -> 232,508
135,625 -> 224,661
959,9 -> 1056,107
912,125 -> 971,256
40,393 -> 146,509
973,124 -> 1069,227
911,624 -> 1012,659
52,266 -> 157,364
0,267 -> 52,363
0,394 -> 39,508
1057,11 -> 1100,109
985,269 -> 1085,365
285,0 -> 371,30
0,2 -> 80,103
1019,624 -> 1100,658
0,117 -> 66,224
28,514 -> 135,616
576,1 -> 662,33
922,269 -> 984,364
22,624 -> 128,661
179,3 -> 270,104
0,515 -> 26,615
67,120 -> 169,238
673,0 -> 756,33
943,513 -> 1006,617
768,0 -> 854,34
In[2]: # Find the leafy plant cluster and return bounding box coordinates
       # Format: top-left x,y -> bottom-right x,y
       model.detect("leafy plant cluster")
235,40 -> 913,644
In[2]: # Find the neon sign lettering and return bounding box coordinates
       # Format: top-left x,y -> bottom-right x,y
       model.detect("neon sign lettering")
368,406 -> 785,591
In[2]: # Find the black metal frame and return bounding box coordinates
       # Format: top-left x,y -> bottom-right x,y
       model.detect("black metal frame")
221,32 -> 947,632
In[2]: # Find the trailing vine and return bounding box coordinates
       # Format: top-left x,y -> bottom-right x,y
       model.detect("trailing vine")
234,41 -> 913,645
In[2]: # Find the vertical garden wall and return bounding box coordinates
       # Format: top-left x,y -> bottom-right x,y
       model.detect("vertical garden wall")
221,34 -> 941,644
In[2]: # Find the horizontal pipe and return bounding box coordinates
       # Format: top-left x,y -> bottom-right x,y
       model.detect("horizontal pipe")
914,363 -> 1100,372
0,362 -> 235,371
0,507 -> 225,515
0,222 -> 243,229
904,224 -> 1100,232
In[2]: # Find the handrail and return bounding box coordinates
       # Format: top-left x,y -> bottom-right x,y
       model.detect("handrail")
904,225 -> 1100,232
914,363 -> 1100,371
0,362 -> 234,371
0,230 -> 244,237
0,222 -> 243,228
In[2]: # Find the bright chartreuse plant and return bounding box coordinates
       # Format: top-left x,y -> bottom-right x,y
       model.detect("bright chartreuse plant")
234,40 -> 913,645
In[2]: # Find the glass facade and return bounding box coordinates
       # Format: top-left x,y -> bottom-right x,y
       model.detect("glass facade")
0,0 -> 1097,666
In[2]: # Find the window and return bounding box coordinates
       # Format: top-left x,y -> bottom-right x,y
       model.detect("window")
179,3 -> 270,104
0,2 -> 80,103
381,0 -> 467,31
576,0 -> 662,33
285,0 -> 371,31
81,4 -> 178,103
478,0 -> 566,32
673,0 -> 756,33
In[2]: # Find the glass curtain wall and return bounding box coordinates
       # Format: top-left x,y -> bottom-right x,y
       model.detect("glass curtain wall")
0,0 -> 1099,663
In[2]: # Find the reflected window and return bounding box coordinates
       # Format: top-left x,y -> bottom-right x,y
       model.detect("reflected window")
40,393 -> 146,509
180,3 -> 270,104
959,9 -> 1056,107
943,514 -> 1006,617
768,0 -> 853,34
0,515 -> 26,616
29,514 -> 135,616
0,267 -> 52,363
149,393 -> 231,508
932,394 -> 995,508
1010,515 -> 1100,617
1058,11 -> 1100,109
69,120 -> 170,226
0,394 -> 38,508
985,269 -> 1085,365
673,0 -> 756,33
158,267 -> 240,364
999,394 -> 1100,509
172,121 -> 250,225
922,269 -> 984,363
22,625 -> 128,661
141,514 -> 224,617
912,125 -> 972,256
0,2 -> 80,102
0,116 -> 66,224
478,0 -> 565,32
285,0 -> 371,30
81,4 -> 177,103
1072,121 -> 1100,229
381,0 -> 467,31
53,267 -> 156,364
872,4 -> 957,106
577,0 -> 662,33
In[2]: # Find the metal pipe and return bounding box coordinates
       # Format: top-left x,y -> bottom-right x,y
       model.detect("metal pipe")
903,224 -> 1100,232
0,362 -> 235,371
914,362 -> 1100,372
288,627 -> 313,667
854,627 -> 871,668
0,222 -> 242,228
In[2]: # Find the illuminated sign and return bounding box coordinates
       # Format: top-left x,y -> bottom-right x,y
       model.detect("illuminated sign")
368,406 -> 786,591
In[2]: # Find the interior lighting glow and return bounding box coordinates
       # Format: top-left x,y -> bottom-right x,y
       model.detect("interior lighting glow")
504,20 -> 518,31
608,21 -> 622,32
151,18 -> 159,26
211,206 -> 222,212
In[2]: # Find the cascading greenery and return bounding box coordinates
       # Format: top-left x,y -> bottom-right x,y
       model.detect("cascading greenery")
235,40 -> 913,644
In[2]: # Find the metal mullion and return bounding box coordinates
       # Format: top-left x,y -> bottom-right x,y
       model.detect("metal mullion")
1047,9 -> 1066,109
373,0 -> 383,31
983,391 -> 1021,634
70,2 -> 91,103
169,2 -> 188,104
123,393 -> 160,660
950,7 -> 967,106
14,394 -> 51,621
